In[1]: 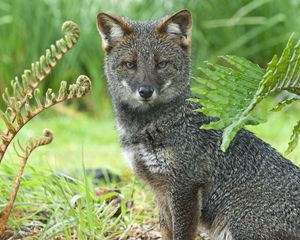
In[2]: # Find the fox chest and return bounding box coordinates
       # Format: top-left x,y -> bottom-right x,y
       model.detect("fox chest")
122,143 -> 173,176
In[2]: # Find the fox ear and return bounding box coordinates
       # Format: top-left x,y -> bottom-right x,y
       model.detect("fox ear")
157,9 -> 192,49
96,13 -> 133,51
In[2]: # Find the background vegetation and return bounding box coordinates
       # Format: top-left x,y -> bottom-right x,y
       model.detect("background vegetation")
1,0 -> 300,115
1,0 -> 300,239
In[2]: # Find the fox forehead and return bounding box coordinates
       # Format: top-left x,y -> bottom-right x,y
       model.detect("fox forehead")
113,42 -> 176,66
119,19 -> 164,44
111,20 -> 179,60
124,18 -> 161,34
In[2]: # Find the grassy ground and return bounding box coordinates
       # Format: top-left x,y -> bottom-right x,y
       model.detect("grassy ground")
0,163 -> 158,239
1,1 -> 300,238
2,103 -> 299,171
0,106 -> 158,239
1,103 -> 300,239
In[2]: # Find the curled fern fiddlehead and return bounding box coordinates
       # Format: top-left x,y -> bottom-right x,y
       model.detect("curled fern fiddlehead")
0,129 -> 53,235
0,21 -> 82,162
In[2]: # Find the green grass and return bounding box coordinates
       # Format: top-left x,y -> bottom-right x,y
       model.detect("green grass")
0,162 -> 156,239
0,114 -> 149,239
1,0 -> 300,238
0,108 -> 158,239
1,103 -> 299,239
1,107 -> 122,171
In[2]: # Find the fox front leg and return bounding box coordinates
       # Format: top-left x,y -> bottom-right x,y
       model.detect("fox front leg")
159,205 -> 173,240
169,185 -> 200,240
154,183 -> 200,239
154,189 -> 173,240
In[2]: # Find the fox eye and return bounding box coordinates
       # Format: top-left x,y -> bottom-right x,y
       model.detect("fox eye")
157,61 -> 168,69
124,61 -> 136,69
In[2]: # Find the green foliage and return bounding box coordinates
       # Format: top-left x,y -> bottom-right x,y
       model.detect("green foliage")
192,56 -> 265,150
192,34 -> 300,154
0,156 -> 160,240
0,163 -> 133,239
1,0 -> 300,115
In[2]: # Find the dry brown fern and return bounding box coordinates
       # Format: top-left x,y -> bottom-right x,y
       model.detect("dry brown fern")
0,21 -> 92,237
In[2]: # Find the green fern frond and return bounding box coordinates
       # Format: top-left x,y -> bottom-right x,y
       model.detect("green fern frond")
13,129 -> 53,159
259,34 -> 300,95
286,120 -> 300,155
192,56 -> 265,151
193,33 -> 300,153
271,96 -> 300,112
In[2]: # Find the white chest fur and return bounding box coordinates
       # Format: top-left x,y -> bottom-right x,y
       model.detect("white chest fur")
122,143 -> 170,175
117,121 -> 170,174
122,147 -> 136,170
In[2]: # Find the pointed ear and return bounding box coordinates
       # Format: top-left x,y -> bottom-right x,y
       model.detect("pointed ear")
96,12 -> 133,51
156,10 -> 192,49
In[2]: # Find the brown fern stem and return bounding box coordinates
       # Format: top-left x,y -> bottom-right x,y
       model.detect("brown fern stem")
9,22 -> 79,124
0,75 -> 91,162
0,74 -> 91,234
0,21 -> 80,162
0,129 -> 53,238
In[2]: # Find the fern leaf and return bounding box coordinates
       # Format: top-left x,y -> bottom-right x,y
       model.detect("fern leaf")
0,21 -> 90,235
271,96 -> 300,112
0,21 -> 81,162
258,34 -> 300,95
0,75 -> 91,161
0,129 -> 53,235
193,55 -> 265,151
1,21 -> 80,126
286,120 -> 300,155
193,33 -> 300,153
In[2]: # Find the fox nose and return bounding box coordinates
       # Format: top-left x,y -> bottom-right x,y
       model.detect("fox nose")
138,85 -> 154,99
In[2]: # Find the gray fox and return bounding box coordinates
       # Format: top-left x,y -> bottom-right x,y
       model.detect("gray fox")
96,9 -> 300,240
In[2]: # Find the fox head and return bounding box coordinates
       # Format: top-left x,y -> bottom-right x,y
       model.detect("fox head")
96,10 -> 192,110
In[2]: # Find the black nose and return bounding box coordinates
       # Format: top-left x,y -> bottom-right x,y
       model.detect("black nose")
138,85 -> 154,99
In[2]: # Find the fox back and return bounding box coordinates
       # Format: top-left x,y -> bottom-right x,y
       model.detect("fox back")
96,10 -> 300,240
